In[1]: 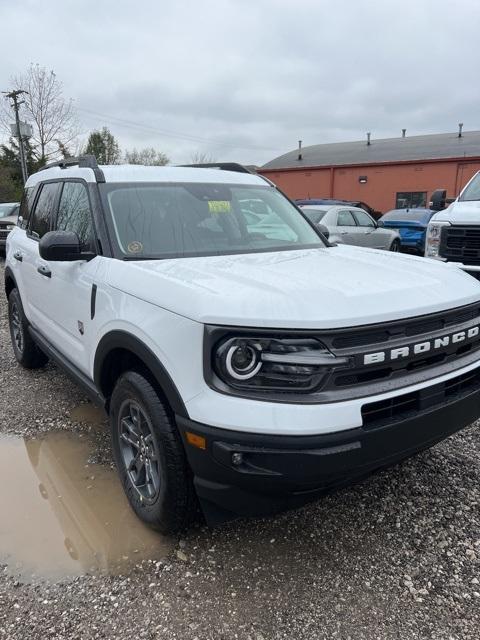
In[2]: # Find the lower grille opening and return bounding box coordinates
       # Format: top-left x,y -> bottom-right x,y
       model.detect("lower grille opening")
361,367 -> 480,430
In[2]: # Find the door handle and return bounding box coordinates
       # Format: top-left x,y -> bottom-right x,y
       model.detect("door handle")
13,251 -> 23,262
37,265 -> 51,278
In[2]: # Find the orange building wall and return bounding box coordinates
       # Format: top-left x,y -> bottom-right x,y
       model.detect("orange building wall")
259,158 -> 480,213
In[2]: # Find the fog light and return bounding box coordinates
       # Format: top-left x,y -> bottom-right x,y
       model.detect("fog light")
231,452 -> 243,466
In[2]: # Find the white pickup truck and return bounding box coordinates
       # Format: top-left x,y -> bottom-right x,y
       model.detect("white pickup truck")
426,171 -> 480,279
5,157 -> 480,533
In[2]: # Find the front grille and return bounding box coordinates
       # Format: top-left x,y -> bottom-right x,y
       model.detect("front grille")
0,229 -> 9,239
318,302 -> 480,393
327,303 -> 480,351
440,226 -> 480,265
361,366 -> 480,430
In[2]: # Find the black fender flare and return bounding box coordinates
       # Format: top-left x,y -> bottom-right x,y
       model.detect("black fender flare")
4,265 -> 17,297
93,330 -> 189,418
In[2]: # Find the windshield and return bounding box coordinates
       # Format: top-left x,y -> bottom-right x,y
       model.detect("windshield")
0,204 -> 17,218
381,209 -> 433,223
101,183 -> 325,259
460,173 -> 480,201
302,208 -> 327,224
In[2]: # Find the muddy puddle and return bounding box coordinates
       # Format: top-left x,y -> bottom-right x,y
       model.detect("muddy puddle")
0,431 -> 172,582
69,403 -> 108,426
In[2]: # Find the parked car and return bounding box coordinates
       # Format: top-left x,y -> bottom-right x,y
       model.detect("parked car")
5,157 -> 480,533
300,204 -> 401,251
426,174 -> 480,278
379,207 -> 436,255
0,202 -> 20,255
296,198 -> 382,220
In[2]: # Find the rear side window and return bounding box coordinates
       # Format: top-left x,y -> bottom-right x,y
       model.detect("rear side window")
29,183 -> 58,239
56,182 -> 95,249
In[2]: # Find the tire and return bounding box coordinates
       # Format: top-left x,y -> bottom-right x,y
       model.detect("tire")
109,370 -> 198,534
8,288 -> 49,369
390,239 -> 401,252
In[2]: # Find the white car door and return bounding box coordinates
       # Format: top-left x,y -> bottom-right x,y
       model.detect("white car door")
19,181 -> 60,332
38,180 -> 101,375
351,208 -> 387,248
334,209 -> 358,244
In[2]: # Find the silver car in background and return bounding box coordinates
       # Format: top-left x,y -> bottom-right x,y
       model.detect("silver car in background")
0,202 -> 20,255
300,204 -> 401,251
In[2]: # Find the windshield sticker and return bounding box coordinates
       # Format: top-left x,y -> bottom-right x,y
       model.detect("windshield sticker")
127,240 -> 144,254
208,200 -> 232,214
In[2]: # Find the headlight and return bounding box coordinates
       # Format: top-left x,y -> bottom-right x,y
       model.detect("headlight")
425,221 -> 450,258
211,334 -> 346,394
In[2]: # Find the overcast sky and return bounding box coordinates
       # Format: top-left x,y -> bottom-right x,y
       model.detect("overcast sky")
1,0 -> 479,166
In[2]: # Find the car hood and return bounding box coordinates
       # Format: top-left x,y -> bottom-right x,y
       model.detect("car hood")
0,215 -> 17,226
433,201 -> 480,225
107,245 -> 480,329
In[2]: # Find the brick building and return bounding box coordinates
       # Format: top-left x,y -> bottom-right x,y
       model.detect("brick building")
259,129 -> 480,213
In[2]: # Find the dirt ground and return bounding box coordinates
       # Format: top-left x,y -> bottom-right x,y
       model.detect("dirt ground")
0,260 -> 479,639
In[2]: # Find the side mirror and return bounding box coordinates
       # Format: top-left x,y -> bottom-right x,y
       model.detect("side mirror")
430,189 -> 447,211
317,223 -> 330,239
377,219 -> 384,227
39,230 -> 91,262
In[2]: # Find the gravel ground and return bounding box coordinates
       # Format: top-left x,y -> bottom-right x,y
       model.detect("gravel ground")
1,259 -> 479,639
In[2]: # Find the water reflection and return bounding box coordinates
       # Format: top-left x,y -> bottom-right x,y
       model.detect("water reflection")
0,432 -> 172,581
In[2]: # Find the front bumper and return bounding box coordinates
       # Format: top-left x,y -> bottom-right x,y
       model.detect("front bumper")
177,378 -> 480,525
401,238 -> 424,253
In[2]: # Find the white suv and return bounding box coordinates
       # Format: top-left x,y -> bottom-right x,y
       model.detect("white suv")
5,157 -> 480,533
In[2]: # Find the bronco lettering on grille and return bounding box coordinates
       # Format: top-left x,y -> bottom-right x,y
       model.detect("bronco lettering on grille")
363,325 -> 480,365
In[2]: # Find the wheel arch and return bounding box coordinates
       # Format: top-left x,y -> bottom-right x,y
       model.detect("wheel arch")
93,330 -> 189,418
4,266 -> 17,298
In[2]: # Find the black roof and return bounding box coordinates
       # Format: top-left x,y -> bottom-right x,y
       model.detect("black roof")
262,130 -> 480,170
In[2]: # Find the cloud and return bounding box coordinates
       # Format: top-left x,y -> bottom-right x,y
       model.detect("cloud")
1,0 -> 479,165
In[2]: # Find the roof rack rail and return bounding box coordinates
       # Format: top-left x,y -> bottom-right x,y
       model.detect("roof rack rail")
178,162 -> 254,174
39,155 -> 105,183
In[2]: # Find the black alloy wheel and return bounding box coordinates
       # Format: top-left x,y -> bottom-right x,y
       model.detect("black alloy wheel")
118,400 -> 161,503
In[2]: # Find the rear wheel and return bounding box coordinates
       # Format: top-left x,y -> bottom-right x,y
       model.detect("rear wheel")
109,370 -> 198,533
8,288 -> 49,369
390,239 -> 401,252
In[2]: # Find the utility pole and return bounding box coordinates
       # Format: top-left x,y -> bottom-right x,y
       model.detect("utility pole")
2,89 -> 29,183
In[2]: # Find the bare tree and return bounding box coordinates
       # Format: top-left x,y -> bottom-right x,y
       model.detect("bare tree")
1,64 -> 78,162
190,151 -> 217,164
125,147 -> 169,166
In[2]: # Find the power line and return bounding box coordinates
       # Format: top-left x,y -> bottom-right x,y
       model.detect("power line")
76,106 -> 282,153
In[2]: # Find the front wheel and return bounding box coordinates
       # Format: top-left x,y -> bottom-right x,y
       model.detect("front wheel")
109,371 -> 198,534
390,239 -> 401,252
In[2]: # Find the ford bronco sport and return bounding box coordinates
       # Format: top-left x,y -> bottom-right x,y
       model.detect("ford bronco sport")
5,156 -> 480,533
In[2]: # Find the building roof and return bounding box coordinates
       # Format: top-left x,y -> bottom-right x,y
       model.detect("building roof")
261,130 -> 480,170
